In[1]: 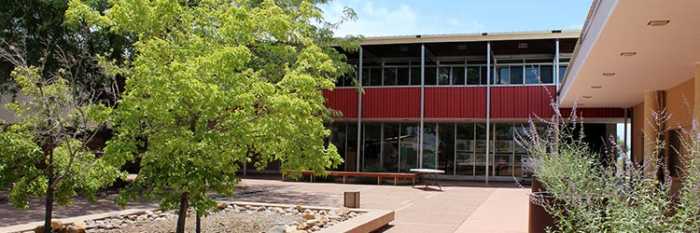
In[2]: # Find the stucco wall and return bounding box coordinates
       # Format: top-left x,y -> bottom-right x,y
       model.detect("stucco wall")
666,78 -> 695,129
631,102 -> 644,164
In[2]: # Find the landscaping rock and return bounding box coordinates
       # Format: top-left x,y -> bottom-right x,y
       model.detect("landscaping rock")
75,204 -> 361,233
302,210 -> 315,220
64,221 -> 87,233
33,220 -> 64,233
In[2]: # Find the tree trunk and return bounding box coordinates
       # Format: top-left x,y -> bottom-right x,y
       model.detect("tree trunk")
195,210 -> 201,233
176,192 -> 189,233
43,180 -> 54,233
43,142 -> 55,233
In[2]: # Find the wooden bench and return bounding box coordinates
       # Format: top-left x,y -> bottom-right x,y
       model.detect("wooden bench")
301,171 -> 416,185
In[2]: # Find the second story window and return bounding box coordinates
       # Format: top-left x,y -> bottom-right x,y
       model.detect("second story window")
452,67 -> 465,85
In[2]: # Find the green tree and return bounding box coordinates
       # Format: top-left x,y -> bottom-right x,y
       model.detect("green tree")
67,0 -> 358,232
0,0 -> 133,103
0,46 -> 122,233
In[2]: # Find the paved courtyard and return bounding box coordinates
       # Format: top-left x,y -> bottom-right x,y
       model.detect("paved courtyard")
1,177 -> 530,233
234,178 -> 530,233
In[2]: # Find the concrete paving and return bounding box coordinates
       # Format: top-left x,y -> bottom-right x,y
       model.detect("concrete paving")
235,178 -> 530,233
0,178 -> 530,233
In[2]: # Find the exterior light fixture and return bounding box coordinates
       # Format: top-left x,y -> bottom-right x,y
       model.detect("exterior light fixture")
582,96 -> 593,99
602,72 -> 616,77
620,52 -> 637,56
591,85 -> 602,89
648,20 -> 670,26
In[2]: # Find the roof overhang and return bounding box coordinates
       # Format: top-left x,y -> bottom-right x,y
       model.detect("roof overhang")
359,30 -> 580,45
560,0 -> 700,108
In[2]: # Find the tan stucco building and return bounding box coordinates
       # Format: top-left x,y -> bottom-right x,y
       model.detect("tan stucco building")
560,0 -> 700,178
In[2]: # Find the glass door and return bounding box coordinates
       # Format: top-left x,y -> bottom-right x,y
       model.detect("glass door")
493,123 -> 514,177
421,123 -> 438,169
455,123 -> 475,176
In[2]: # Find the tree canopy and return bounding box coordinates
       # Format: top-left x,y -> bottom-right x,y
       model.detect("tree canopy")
0,0 -> 133,103
66,0 -> 359,231
0,63 -> 122,233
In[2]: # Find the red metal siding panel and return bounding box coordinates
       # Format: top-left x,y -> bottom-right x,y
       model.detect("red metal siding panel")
560,108 -> 625,118
323,89 -> 358,118
490,86 -> 556,119
424,87 -> 486,119
363,87 -> 420,119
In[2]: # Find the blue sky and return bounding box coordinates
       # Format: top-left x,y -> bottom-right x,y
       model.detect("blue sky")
321,0 -> 593,37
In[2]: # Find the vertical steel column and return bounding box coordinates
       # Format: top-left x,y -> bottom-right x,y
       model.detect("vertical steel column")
419,44 -> 425,169
356,47 -> 363,172
555,39 -> 561,91
485,42 -> 491,184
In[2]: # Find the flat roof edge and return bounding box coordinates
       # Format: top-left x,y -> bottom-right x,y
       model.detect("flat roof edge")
356,30 -> 581,45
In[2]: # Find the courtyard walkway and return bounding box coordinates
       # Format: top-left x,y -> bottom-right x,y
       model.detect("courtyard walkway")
233,178 -> 530,233
0,178 -> 530,233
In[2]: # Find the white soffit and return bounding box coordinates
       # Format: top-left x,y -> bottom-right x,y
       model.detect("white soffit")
560,0 -> 700,108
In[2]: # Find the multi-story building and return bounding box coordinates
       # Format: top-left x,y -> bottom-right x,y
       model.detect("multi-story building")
324,31 -> 626,182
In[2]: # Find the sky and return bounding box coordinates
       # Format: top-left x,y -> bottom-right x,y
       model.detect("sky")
321,0 -> 593,37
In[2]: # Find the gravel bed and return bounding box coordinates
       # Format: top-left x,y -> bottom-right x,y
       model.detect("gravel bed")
83,203 -> 361,233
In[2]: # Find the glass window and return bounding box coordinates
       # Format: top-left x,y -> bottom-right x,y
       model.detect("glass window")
494,123 -> 513,177
346,123 -> 358,171
480,66 -> 488,85
513,123 -> 529,177
362,123 -> 382,171
525,65 -> 540,84
410,67 -> 421,85
510,66 -> 523,84
335,75 -> 345,87
438,123 -> 455,174
383,67 -> 397,85
438,66 -> 451,85
329,123 -> 347,171
397,67 -> 409,85
452,67 -> 465,85
540,65 -> 553,84
497,66 -> 510,84
383,123 -> 400,172
456,123 -> 475,176
425,67 -> 437,85
399,123 -> 419,171
475,123 -> 488,176
422,123 -> 438,169
361,68 -> 370,86
467,67 -> 481,85
370,68 -> 382,86
559,65 -> 568,81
